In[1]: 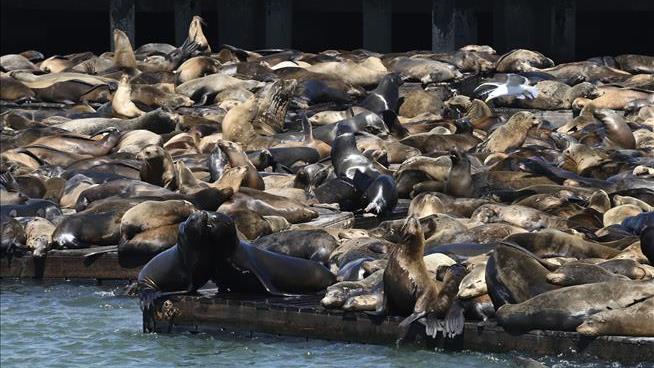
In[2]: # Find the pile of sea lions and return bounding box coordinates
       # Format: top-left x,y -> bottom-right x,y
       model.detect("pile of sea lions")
2,17 -> 654,340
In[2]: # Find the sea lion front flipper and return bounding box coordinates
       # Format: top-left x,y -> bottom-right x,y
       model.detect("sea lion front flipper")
443,299 -> 465,338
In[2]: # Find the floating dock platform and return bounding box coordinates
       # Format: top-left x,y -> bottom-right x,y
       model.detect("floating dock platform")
144,291 -> 654,364
0,247 -> 139,280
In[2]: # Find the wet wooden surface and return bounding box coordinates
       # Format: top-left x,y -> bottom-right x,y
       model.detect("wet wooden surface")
0,247 -> 139,280
145,292 -> 654,364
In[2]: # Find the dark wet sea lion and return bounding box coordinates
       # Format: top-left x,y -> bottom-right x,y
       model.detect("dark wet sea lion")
138,211 -> 335,303
1,199 -> 62,223
594,109 -> 636,149
496,280 -> 654,332
358,73 -> 401,114
485,242 -> 558,308
642,226 -> 654,265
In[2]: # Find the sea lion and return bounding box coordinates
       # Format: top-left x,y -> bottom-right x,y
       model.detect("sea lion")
218,187 -> 318,224
408,192 -> 445,218
138,211 -> 335,305
477,111 -> 539,153
0,217 -> 26,257
593,109 -> 636,149
444,151 -> 474,198
16,216 -> 55,257
546,262 -> 629,286
137,145 -> 176,190
576,297 -> 654,337
642,226 -> 654,265
54,109 -> 179,136
485,242 -> 558,308
496,280 -> 654,332
321,269 -> 384,310
382,217 -> 465,337
112,74 -> 144,118
495,49 -> 554,72
251,229 -> 338,264
506,229 -> 622,259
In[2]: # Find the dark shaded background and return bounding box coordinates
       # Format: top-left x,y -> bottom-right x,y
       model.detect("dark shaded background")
1,0 -> 653,60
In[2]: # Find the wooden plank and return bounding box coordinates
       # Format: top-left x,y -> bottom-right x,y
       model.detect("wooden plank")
362,0 -> 392,53
145,293 -> 654,364
109,0 -> 135,50
292,210 -> 355,230
0,247 -> 140,280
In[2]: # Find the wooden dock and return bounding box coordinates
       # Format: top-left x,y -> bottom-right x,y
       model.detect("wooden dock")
144,291 -> 654,364
0,247 -> 138,280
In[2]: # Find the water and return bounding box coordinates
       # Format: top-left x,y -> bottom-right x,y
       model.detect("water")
0,280 -> 645,368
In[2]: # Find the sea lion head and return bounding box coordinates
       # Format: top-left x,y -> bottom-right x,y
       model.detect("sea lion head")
399,216 -> 425,252
178,211 -> 238,261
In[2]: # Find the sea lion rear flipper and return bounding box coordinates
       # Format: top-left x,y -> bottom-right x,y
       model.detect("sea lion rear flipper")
443,300 -> 465,338
83,246 -> 118,266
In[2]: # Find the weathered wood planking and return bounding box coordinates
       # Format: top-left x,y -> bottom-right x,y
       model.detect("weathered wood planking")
0,247 -> 139,280
145,292 -> 654,364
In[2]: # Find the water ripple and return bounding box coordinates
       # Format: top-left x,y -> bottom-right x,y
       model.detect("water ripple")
0,280 -> 646,368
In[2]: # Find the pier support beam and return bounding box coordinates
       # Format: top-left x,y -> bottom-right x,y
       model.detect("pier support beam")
174,0 -> 202,47
541,0 -> 576,63
362,0 -> 392,52
218,0 -> 257,49
454,7 -> 477,48
431,0 -> 455,52
264,0 -> 293,49
492,0 -> 537,53
109,0 -> 135,50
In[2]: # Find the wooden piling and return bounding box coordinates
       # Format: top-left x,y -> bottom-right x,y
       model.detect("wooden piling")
264,0 -> 293,49
109,0 -> 135,50
362,0 -> 392,52
218,0 -> 258,49
431,0 -> 455,52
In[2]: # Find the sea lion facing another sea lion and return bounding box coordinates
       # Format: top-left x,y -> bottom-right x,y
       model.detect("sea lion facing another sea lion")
138,211 -> 335,306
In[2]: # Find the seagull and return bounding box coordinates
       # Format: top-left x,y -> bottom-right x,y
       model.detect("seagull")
473,74 -> 538,103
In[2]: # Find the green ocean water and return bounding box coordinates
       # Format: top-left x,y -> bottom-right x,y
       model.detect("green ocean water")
0,279 -> 646,368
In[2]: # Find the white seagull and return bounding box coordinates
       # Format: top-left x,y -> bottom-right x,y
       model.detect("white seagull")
474,74 -> 538,103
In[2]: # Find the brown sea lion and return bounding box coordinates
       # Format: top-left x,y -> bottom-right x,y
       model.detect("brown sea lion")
137,145 -> 176,190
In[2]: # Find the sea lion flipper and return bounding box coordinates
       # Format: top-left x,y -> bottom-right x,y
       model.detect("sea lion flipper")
82,246 -> 117,266
398,310 -> 426,329
443,300 -> 465,338
230,243 -> 287,296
